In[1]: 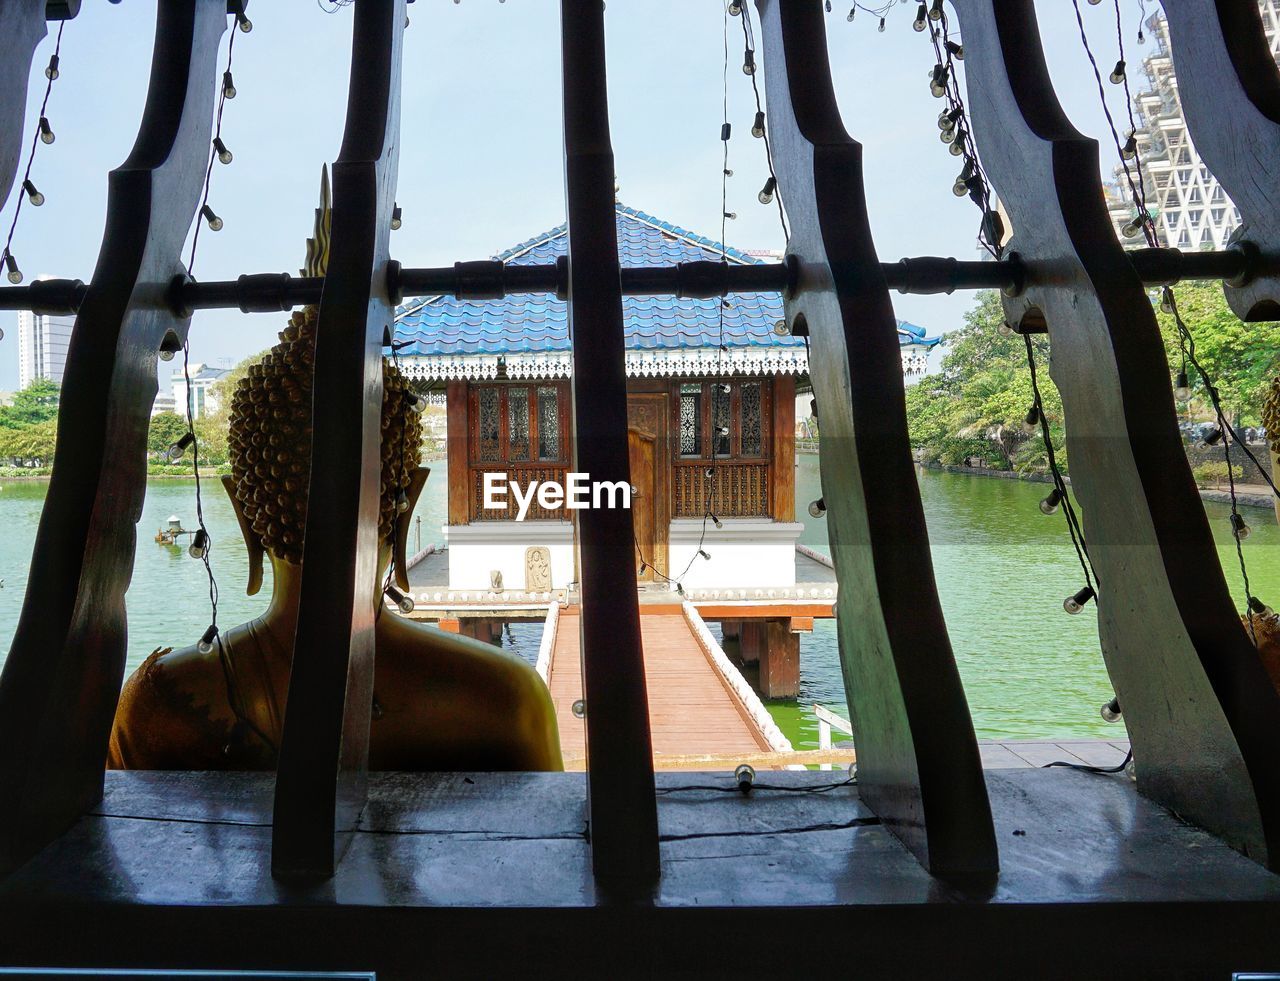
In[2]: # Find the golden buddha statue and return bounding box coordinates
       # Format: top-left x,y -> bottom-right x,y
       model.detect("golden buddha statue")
109,173 -> 561,772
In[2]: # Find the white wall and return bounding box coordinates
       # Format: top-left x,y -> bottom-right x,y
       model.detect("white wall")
667,518 -> 802,589
445,521 -> 575,591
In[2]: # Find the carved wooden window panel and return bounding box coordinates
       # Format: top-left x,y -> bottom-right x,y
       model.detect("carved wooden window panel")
671,378 -> 771,462
468,382 -> 569,520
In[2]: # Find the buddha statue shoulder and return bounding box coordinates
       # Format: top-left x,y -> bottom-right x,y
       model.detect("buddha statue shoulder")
110,259 -> 561,771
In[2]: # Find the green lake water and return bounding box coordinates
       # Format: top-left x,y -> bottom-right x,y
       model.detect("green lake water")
1,456 -> 1276,752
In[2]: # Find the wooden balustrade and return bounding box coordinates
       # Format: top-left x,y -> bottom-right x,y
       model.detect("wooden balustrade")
470,466 -> 569,521
672,461 -> 769,518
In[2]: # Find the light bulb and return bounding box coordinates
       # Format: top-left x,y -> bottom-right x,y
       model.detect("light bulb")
928,0 -> 944,20
391,205 -> 403,230
724,211 -> 737,220
188,529 -> 209,559
938,107 -> 960,131
201,204 -> 223,231
878,16 -> 886,31
1100,697 -> 1122,723
1109,60 -> 1126,84
386,586 -> 414,614
1231,513 -> 1251,541
1137,29 -> 1146,44
571,699 -> 586,718
759,177 -> 777,204
773,318 -> 789,336
4,253 -> 22,285
949,130 -> 967,154
213,137 -> 232,165
723,167 -> 733,177
913,3 -> 927,31
940,128 -> 956,145
945,40 -> 964,60
712,514 -> 723,529
1249,596 -> 1275,617
396,490 -> 410,514
22,180 -> 43,207
408,392 -> 427,414
751,111 -> 766,138
1160,288 -> 1175,314
825,0 -> 832,11
38,116 -> 54,145
1121,134 -> 1137,160
197,624 -> 218,655
742,49 -> 755,75
45,55 -> 60,81
1173,370 -> 1190,401
1022,405 -> 1040,434
160,348 -> 176,362
1121,219 -> 1141,238
734,763 -> 755,792
698,549 -> 711,560
222,70 -> 237,100
1064,585 -> 1096,615
1203,426 -> 1223,446
847,7 -> 856,21
808,498 -> 826,519
728,0 -> 742,14
1039,488 -> 1063,515
167,432 -> 195,462
236,12 -> 253,32
952,176 -> 968,197
930,65 -> 949,98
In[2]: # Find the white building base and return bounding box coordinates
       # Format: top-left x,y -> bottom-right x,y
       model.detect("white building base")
444,521 -> 576,592
667,518 -> 803,590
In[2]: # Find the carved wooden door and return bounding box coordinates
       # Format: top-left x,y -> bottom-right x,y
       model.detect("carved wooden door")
626,393 -> 668,582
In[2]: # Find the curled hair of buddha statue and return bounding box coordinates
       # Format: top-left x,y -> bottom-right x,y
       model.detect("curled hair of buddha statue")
222,166 -> 425,595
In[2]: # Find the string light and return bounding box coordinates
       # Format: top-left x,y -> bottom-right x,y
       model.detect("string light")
1230,513 -> 1251,542
213,137 -> 233,165
808,498 -> 826,519
878,17 -> 886,32
735,763 -> 755,793
166,432 -> 195,462
1022,405 -> 1041,434
1064,586 -> 1096,615
200,204 -> 223,231
385,585 -> 415,614
1100,697 -> 1122,723
188,529 -> 209,560
197,624 -> 219,655
1108,59 -> 1126,84
751,110 -> 766,138
3,252 -> 22,285
45,55 -> 60,80
1249,597 -> 1275,617
758,176 -> 776,204
391,205 -> 403,230
913,3 -> 927,31
1039,487 -> 1064,515
38,117 -> 55,145
222,70 -> 237,99
1203,426 -> 1223,446
742,48 -> 755,75
1173,370 -> 1190,401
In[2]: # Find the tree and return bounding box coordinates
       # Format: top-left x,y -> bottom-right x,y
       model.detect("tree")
0,378 -> 60,429
905,291 -> 1066,472
1154,281 -> 1279,426
147,411 -> 190,456
0,417 -> 58,466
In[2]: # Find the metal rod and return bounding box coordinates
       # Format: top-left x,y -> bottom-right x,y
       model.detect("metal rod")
3,247 -> 1272,316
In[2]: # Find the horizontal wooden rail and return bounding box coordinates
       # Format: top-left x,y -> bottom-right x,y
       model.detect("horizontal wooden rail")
3,245 -> 1274,316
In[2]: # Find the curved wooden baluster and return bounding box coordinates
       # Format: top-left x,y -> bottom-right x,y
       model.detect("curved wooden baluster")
0,1 -> 49,213
271,0 -> 404,881
560,0 -> 659,887
1163,0 -> 1280,321
755,0 -> 997,879
0,0 -> 227,878
952,0 -> 1280,868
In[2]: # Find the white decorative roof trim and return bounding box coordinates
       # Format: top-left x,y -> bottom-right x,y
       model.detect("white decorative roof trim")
398,346 -> 808,381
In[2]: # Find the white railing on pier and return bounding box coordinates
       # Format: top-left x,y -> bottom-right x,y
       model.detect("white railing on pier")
682,602 -> 793,756
814,703 -> 853,771
534,600 -> 560,686
405,542 -> 438,571
795,542 -> 834,569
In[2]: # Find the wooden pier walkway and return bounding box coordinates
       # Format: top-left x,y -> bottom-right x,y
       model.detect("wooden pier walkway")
545,610 -> 780,770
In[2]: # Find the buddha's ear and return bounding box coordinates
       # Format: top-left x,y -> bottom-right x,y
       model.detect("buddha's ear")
221,475 -> 265,596
393,466 -> 430,592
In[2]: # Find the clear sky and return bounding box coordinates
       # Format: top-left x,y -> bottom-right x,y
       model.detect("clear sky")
0,0 -> 1154,392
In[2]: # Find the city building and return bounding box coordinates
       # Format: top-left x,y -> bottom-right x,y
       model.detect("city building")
1108,1 -> 1280,249
170,362 -> 228,420
16,309 -> 74,389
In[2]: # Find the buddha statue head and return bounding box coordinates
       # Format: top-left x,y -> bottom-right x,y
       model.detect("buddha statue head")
222,166 -> 426,596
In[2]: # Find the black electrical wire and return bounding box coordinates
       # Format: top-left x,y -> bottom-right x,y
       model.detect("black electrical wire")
1043,748 -> 1133,775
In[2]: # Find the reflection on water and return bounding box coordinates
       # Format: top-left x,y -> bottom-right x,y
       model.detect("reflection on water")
2,456 -> 1276,747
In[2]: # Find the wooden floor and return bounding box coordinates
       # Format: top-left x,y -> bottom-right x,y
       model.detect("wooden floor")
547,611 -> 773,768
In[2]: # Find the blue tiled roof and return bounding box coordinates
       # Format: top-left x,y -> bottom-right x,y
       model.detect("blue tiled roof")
393,203 -> 937,355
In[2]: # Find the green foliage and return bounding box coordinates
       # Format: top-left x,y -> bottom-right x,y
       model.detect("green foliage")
905,292 -> 1066,474
147,412 -> 190,454
1192,461 -> 1244,489
1155,280 -> 1280,425
0,378 -> 60,429
0,417 -> 58,466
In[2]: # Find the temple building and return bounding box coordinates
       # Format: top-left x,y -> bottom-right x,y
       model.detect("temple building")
393,203 -> 938,593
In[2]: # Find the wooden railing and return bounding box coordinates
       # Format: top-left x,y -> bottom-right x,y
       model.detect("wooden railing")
673,461 -> 768,518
